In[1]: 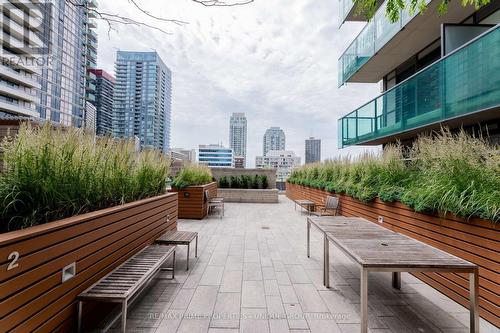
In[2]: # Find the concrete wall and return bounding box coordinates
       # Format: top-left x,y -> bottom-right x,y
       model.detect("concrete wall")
218,188 -> 279,203
210,168 -> 277,189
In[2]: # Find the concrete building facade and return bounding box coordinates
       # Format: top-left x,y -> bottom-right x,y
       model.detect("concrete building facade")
305,137 -> 321,164
263,126 -> 285,156
255,149 -> 300,181
198,144 -> 233,168
229,112 -> 247,167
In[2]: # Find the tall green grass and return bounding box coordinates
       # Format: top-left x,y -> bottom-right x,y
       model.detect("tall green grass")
171,164 -> 213,189
288,130 -> 499,222
0,124 -> 170,232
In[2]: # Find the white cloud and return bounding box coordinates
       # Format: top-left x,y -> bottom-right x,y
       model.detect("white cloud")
96,0 -> 381,166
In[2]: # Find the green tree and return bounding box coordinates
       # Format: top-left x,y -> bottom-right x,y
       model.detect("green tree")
354,0 -> 490,23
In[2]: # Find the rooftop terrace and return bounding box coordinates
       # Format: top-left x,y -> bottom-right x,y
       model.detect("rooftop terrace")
112,197 -> 496,333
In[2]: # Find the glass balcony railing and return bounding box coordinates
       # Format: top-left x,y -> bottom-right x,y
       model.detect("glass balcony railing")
339,0 -> 355,24
338,0 -> 426,86
338,26 -> 500,148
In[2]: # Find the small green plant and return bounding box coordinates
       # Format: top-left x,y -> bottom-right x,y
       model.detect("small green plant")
171,164 -> 213,189
0,124 -> 170,233
219,176 -> 230,188
288,130 -> 499,222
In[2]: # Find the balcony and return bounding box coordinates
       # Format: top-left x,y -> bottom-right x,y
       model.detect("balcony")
338,0 -> 384,25
338,26 -> 500,148
338,0 -> 477,86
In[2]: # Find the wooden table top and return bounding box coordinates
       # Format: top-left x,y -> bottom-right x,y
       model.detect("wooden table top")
156,230 -> 198,244
307,216 -> 476,270
295,199 -> 315,205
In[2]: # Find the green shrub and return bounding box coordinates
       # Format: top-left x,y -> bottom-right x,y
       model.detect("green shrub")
217,174 -> 270,189
171,164 -> 212,189
288,130 -> 499,222
219,176 -> 230,188
0,124 -> 170,233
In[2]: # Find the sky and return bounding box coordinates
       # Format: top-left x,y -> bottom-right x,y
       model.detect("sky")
96,0 -> 381,167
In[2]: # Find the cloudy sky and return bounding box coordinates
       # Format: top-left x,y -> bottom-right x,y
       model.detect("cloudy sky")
96,0 -> 381,167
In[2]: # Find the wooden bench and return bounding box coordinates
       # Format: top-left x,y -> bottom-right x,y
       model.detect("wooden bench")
307,216 -> 479,333
77,245 -> 176,333
156,230 -> 198,270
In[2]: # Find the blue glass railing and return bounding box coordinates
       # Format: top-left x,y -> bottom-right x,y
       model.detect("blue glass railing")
338,0 -> 426,86
338,26 -> 500,148
339,0 -> 355,24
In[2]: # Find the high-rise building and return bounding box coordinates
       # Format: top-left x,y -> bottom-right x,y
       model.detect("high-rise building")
305,137 -> 321,164
337,0 -> 499,148
89,69 -> 115,136
84,0 -> 98,133
263,127 -> 285,156
169,148 -> 197,163
198,144 -> 233,168
0,1 -> 92,127
113,51 -> 172,153
255,150 -> 300,181
229,112 -> 247,167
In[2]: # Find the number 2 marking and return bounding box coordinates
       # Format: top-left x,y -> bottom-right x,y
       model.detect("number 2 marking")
7,251 -> 19,271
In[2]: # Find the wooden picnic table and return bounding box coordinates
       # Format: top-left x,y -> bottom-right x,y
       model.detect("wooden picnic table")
306,216 -> 479,333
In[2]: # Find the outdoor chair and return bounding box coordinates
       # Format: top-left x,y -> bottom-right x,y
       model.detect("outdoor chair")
312,195 -> 339,216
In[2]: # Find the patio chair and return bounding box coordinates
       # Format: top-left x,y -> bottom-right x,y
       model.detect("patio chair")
312,195 -> 339,216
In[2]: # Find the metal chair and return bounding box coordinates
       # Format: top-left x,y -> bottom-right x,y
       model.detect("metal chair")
312,196 -> 339,216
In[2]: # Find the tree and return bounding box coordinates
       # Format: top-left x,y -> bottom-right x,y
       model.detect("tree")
67,0 -> 254,35
353,0 -> 491,23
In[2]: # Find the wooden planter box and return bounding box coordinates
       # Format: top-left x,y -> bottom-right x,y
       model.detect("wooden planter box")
0,193 -> 178,332
286,182 -> 500,327
169,182 -> 217,219
217,188 -> 279,203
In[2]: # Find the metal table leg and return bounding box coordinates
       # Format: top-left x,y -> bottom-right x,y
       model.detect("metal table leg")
360,268 -> 368,333
323,234 -> 330,288
186,242 -> 190,271
195,235 -> 198,258
307,220 -> 310,258
392,272 -> 401,289
469,269 -> 479,332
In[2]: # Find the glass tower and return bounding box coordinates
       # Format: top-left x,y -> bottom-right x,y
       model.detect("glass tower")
113,51 -> 172,153
305,137 -> 321,164
263,127 -> 285,156
229,112 -> 247,167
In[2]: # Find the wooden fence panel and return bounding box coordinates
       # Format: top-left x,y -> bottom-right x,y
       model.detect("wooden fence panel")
0,193 -> 178,332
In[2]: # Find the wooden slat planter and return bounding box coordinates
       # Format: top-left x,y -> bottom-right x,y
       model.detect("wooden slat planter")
169,182 -> 217,219
0,193 -> 178,332
286,182 -> 500,328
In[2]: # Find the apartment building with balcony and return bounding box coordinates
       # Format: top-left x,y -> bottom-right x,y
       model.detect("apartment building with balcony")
337,0 -> 500,148
113,51 -> 172,153
0,1 -> 96,128
256,150 -> 301,181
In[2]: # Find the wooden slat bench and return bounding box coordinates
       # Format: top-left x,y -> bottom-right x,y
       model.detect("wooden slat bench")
307,216 -> 480,333
155,230 -> 198,270
77,245 -> 176,332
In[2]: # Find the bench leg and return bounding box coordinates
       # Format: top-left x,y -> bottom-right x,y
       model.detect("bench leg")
121,299 -> 127,333
172,250 -> 176,279
77,301 -> 83,333
469,270 -> 479,333
186,243 -> 190,271
323,234 -> 330,288
392,272 -> 401,290
360,268 -> 368,333
307,220 -> 310,258
195,235 -> 198,258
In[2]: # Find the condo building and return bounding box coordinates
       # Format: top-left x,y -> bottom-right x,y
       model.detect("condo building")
305,137 -> 321,164
0,1 -> 93,127
337,0 -> 500,148
113,51 -> 172,153
198,144 -> 233,168
255,150 -> 301,181
229,112 -> 247,167
263,127 -> 286,156
88,69 -> 114,136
